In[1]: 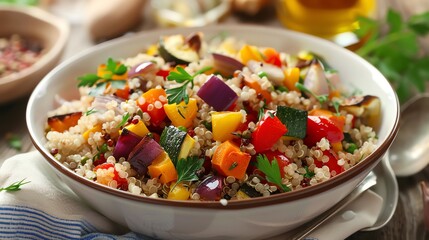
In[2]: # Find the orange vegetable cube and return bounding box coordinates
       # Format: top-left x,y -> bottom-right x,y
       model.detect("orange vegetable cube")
239,44 -> 263,64
212,140 -> 251,179
148,151 -> 178,184
164,98 -> 198,128
243,77 -> 272,103
47,112 -> 82,133
284,67 -> 300,92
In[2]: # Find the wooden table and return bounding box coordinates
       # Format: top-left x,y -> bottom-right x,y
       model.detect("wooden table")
1,0 -> 428,239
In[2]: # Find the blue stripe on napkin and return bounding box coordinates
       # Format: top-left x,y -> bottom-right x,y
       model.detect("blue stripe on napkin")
0,205 -> 145,240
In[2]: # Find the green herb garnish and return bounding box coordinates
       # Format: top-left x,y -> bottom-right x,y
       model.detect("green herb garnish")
346,143 -> 358,154
77,58 -> 127,96
93,143 -> 109,161
85,108 -> 98,116
255,154 -> 290,192
257,100 -> 269,121
355,9 -> 429,102
275,85 -> 289,92
116,112 -> 130,128
295,82 -> 328,104
332,100 -> 341,116
201,120 -> 212,131
303,166 -> 315,179
171,156 -> 204,190
166,66 -> 212,104
229,161 -> 238,171
0,178 -> 30,192
258,71 -> 268,78
6,133 -> 22,151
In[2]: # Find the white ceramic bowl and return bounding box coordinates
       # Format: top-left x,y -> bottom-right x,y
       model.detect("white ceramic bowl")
0,6 -> 69,104
26,25 -> 399,240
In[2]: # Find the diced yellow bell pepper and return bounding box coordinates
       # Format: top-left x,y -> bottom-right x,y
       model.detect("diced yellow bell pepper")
167,182 -> 190,200
148,151 -> 178,184
178,135 -> 196,160
124,120 -> 149,137
164,98 -> 197,128
97,63 -> 127,80
284,67 -> 300,92
297,51 -> 314,61
238,44 -> 264,64
83,124 -> 102,141
212,111 -> 243,142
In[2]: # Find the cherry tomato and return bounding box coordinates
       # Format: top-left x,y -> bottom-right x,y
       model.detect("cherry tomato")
93,163 -> 128,190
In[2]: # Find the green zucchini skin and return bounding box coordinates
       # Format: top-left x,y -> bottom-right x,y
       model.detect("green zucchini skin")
158,35 -> 199,65
160,125 -> 187,162
276,106 -> 308,139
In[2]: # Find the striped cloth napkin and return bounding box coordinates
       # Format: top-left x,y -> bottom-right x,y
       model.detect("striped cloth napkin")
0,151 -> 383,240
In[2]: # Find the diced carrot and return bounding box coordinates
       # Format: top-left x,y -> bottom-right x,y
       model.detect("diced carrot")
148,151 -> 178,184
211,140 -> 251,179
47,112 -> 82,133
243,77 -> 272,103
284,67 -> 300,91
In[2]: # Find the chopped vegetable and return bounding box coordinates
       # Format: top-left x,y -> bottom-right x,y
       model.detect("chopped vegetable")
178,134 -> 196,160
276,106 -> 308,139
127,62 -> 157,78
255,154 -> 290,192
123,120 -> 149,137
128,136 -> 164,175
262,150 -> 290,178
304,116 -> 344,147
168,182 -> 190,200
164,98 -> 198,128
211,140 -> 251,179
243,73 -> 272,103
283,67 -> 300,91
160,126 -> 187,162
314,150 -> 344,176
195,175 -> 224,201
212,53 -> 244,77
148,151 -> 178,184
113,128 -> 142,160
211,111 -> 243,142
263,48 -> 282,67
238,44 -> 264,64
158,34 -> 201,65
137,88 -> 167,126
94,163 -> 128,190
251,112 -> 287,153
197,75 -> 238,111
83,124 -> 102,141
47,112 -> 82,133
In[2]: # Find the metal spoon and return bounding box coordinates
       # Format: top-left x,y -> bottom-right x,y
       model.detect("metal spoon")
389,93 -> 429,177
288,171 -> 377,240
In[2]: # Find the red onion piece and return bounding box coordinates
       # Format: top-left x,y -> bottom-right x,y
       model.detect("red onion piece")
128,136 -> 164,175
197,75 -> 238,111
212,53 -> 244,76
113,128 -> 142,160
128,62 -> 157,78
195,175 -> 224,201
304,61 -> 329,96
247,60 -> 285,85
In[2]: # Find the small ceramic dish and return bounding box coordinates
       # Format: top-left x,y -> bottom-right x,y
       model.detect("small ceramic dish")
0,5 -> 69,104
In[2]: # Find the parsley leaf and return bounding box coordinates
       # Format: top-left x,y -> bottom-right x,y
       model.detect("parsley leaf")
255,154 -> 290,192
303,166 -> 315,179
355,9 -> 429,103
166,66 -> 212,104
85,108 -> 97,116
171,156 -> 204,190
0,178 -> 30,192
77,74 -> 101,87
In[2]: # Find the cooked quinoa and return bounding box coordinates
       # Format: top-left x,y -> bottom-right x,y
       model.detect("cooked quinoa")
45,32 -> 379,201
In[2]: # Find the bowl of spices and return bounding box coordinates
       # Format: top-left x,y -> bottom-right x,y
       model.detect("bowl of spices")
0,5 -> 69,104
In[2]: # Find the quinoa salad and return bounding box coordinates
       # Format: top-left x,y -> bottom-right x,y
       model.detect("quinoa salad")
45,32 -> 381,201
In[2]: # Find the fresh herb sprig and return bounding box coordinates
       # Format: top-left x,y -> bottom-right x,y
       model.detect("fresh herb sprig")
295,82 -> 328,104
0,178 -> 30,192
355,9 -> 429,102
116,112 -> 130,128
166,66 -> 212,104
255,154 -> 290,192
77,58 -> 127,96
171,156 -> 204,190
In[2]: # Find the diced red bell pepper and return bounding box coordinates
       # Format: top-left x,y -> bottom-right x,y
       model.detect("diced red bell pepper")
93,163 -> 128,190
314,149 -> 344,176
156,69 -> 170,80
304,116 -> 344,147
251,112 -> 287,153
115,85 -> 130,100
263,48 -> 282,68
137,89 -> 167,126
